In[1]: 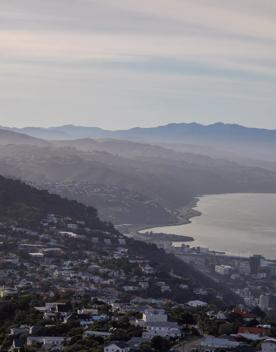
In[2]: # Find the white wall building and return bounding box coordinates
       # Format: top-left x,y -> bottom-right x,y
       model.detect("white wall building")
137,308 -> 181,339
104,341 -> 130,352
142,321 -> 181,339
27,336 -> 68,347
262,339 -> 276,352
142,309 -> 167,323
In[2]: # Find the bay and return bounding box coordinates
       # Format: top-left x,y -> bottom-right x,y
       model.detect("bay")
141,194 -> 276,259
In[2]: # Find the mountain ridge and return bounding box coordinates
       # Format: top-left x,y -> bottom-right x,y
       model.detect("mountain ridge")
0,128 -> 49,146
3,122 -> 276,141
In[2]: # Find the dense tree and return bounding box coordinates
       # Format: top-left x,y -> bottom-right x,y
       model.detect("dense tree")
151,336 -> 171,352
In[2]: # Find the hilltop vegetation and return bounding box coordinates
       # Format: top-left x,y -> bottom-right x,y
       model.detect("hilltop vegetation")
0,175 -> 111,232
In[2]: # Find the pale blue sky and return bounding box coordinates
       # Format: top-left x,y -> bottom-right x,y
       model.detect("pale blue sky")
0,0 -> 276,129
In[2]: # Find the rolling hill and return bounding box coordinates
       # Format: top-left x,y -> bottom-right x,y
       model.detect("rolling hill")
6,122 -> 276,163
0,174 -> 240,304
0,132 -> 276,225
0,129 -> 48,146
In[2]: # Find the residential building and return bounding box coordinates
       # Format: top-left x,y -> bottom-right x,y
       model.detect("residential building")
104,341 -> 130,352
262,339 -> 276,352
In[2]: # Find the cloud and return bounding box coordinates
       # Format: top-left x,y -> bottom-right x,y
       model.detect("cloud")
0,0 -> 275,128
0,28 -> 275,79
116,0 -> 276,40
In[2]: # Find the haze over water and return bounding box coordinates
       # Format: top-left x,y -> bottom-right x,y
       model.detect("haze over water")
144,194 -> 276,260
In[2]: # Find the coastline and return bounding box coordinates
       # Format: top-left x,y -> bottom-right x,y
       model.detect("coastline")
117,193 -> 276,262
144,197 -> 202,231
175,197 -> 202,226
118,197 -> 202,240
140,194 -> 276,261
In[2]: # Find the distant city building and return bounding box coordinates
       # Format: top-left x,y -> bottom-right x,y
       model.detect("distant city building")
215,265 -> 233,276
239,261 -> 251,275
249,255 -> 262,274
259,294 -> 270,311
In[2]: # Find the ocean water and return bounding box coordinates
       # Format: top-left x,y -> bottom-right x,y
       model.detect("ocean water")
141,194 -> 276,259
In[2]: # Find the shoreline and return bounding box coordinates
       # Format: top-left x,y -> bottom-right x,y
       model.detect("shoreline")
118,197 -> 202,239
126,192 -> 276,235
139,197 -> 202,233
121,195 -> 276,262
137,232 -> 194,243
175,197 -> 202,226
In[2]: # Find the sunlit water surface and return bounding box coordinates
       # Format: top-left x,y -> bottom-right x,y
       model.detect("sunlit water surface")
141,194 -> 276,259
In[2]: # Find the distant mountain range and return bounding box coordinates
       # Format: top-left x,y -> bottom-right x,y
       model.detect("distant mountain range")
4,122 -> 276,144
3,122 -> 276,163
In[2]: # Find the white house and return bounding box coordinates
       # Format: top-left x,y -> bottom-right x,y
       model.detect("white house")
104,341 -> 130,352
142,309 -> 167,323
27,336 -> 69,347
137,308 -> 181,339
142,321 -> 182,339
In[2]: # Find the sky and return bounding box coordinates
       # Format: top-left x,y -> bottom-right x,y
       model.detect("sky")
0,0 -> 276,129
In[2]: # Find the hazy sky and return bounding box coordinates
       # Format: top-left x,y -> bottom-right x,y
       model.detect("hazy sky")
0,0 -> 276,129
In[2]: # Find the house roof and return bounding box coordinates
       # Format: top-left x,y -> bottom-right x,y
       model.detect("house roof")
263,339 -> 276,345
143,321 -> 179,328
233,309 -> 256,319
238,327 -> 268,335
108,341 -> 130,348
